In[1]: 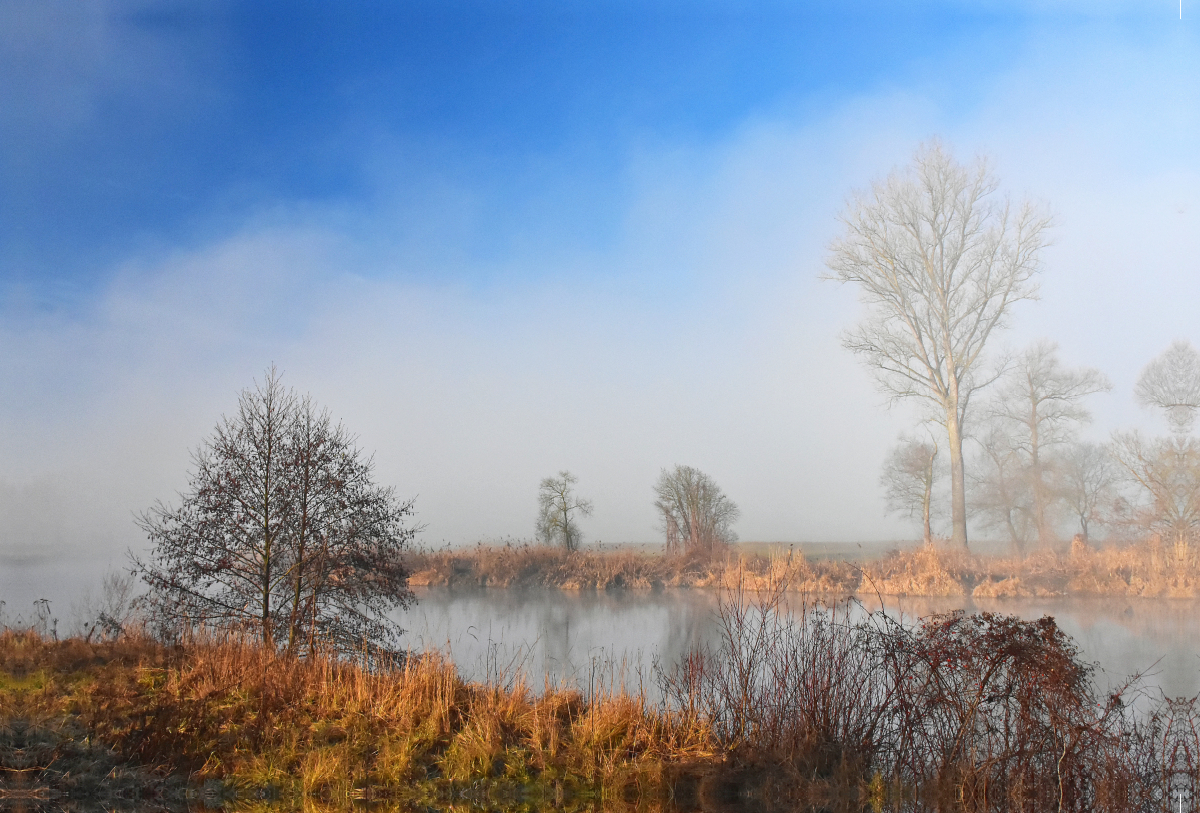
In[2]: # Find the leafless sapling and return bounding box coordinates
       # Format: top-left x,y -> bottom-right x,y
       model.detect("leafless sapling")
536,470 -> 593,552
881,435 -> 941,545
1056,442 -> 1117,544
971,425 -> 1034,554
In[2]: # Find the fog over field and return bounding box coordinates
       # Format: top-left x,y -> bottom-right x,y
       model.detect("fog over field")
2,2 -> 1199,609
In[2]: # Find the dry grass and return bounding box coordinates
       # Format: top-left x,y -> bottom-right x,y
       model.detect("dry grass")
410,538 -> 1200,599
408,541 -> 860,594
0,627 -> 716,806
408,541 -> 712,589
7,590 -> 1200,811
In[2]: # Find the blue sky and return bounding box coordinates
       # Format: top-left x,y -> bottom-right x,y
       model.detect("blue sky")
1,2 -> 1085,293
2,1 -> 1199,611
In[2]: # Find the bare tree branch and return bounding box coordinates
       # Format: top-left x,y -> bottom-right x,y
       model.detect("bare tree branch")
827,141 -> 1050,546
654,465 -> 739,558
134,366 -> 418,655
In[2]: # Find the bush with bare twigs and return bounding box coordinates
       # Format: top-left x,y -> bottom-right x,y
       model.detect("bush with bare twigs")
658,577 -> 1197,812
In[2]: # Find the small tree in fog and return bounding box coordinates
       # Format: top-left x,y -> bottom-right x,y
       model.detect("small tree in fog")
136,367 -> 418,655
826,141 -> 1050,547
1112,342 -> 1200,547
987,341 -> 1110,547
72,569 -> 141,642
1134,340 -> 1200,434
536,471 -> 593,551
654,465 -> 739,557
881,436 -> 940,545
971,426 -> 1034,553
1056,442 -> 1117,543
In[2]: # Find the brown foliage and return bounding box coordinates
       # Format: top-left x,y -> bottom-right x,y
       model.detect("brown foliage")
659,580 -> 1200,812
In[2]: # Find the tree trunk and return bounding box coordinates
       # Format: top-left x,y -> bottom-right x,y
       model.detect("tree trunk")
1030,394 -> 1050,548
922,455 -> 934,546
262,447 -> 275,651
1032,457 -> 1048,546
947,409 -> 969,548
1008,513 -> 1026,555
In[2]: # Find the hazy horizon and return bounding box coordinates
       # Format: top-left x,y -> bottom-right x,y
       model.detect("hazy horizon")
3,2 -> 1200,611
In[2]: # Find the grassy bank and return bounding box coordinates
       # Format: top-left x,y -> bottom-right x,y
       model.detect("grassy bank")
0,628 -> 715,811
409,537 -> 1200,598
8,574 -> 1200,812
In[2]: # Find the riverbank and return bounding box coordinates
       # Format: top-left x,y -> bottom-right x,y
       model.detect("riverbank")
408,537 -> 1200,598
0,629 -> 715,811
2,598 -> 1193,813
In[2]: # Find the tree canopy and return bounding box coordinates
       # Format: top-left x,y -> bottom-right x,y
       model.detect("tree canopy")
136,368 -> 418,655
654,465 -> 739,557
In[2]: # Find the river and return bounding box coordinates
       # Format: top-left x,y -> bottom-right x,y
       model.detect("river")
401,587 -> 1200,699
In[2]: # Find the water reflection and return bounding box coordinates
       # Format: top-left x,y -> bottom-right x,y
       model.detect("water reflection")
401,587 -> 721,695
402,587 -> 1200,698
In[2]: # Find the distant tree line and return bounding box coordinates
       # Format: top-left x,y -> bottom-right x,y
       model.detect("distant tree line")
835,142 -> 1200,552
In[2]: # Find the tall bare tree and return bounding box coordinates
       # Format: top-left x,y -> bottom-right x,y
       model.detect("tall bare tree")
537,471 -> 593,551
880,436 -> 940,545
987,341 -> 1110,547
136,368 -> 417,654
654,465 -> 740,557
827,141 -> 1050,546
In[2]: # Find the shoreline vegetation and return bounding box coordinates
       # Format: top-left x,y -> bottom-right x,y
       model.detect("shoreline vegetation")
408,538 -> 1200,598
1,629 -> 711,812
6,581 -> 1200,812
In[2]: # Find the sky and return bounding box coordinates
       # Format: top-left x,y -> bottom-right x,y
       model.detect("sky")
3,0 -> 1200,613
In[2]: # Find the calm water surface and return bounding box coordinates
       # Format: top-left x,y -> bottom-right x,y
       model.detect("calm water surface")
401,587 -> 1200,699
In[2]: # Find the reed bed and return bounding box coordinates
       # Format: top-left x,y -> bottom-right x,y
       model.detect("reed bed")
410,537 -> 1200,598
407,541 -> 861,593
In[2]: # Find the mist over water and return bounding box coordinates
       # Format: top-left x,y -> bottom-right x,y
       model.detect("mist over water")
9,565 -> 1198,702
0,556 -> 119,630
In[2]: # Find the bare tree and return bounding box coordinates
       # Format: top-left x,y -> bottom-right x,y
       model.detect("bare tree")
135,367 -> 417,654
971,425 -> 1033,554
70,569 -> 141,642
654,465 -> 739,557
1134,340 -> 1200,434
827,141 -> 1050,547
986,341 -> 1110,547
880,435 -> 940,545
1112,342 -> 1200,548
1110,431 -> 1200,547
537,471 -> 593,551
1056,442 -> 1117,544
